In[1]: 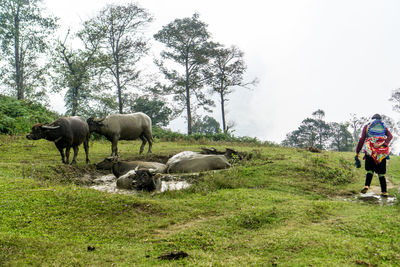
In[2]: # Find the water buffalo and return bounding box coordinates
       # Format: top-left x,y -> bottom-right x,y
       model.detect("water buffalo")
96,157 -> 166,177
26,116 -> 90,164
87,113 -> 153,156
166,151 -> 231,173
116,169 -> 159,191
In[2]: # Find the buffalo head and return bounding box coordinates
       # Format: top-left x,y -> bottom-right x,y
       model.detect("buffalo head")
96,156 -> 118,170
26,123 -> 60,140
87,117 -> 105,132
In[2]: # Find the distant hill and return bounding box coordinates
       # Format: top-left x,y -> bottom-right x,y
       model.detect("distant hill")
0,95 -> 59,134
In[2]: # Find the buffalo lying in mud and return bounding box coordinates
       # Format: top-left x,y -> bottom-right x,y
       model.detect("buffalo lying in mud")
116,169 -> 159,191
93,147 -> 241,192
166,151 -> 231,173
96,157 -> 167,178
87,113 -> 153,156
26,116 -> 90,164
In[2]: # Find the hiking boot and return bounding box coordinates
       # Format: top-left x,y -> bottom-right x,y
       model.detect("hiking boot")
361,187 -> 369,194
381,192 -> 389,197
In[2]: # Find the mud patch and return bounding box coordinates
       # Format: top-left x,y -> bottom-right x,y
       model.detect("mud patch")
338,190 -> 397,206
90,174 -> 137,195
88,173 -> 192,194
356,190 -> 396,205
160,180 -> 191,192
337,177 -> 398,205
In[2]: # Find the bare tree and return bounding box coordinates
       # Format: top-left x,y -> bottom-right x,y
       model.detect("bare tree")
0,0 -> 57,101
88,3 -> 153,113
390,88 -> 400,113
51,26 -> 103,116
205,45 -> 257,133
348,113 -> 368,141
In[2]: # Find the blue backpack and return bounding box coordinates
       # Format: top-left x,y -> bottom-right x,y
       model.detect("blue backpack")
366,119 -> 386,137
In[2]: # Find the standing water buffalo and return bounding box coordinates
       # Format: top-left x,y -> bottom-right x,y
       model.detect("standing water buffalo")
87,113 -> 153,156
26,116 -> 90,164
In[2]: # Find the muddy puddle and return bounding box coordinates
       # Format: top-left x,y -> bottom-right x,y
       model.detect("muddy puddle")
338,189 -> 398,206
88,174 -> 192,194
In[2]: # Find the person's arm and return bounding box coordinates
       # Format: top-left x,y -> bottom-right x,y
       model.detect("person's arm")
355,125 -> 368,156
384,128 -> 393,146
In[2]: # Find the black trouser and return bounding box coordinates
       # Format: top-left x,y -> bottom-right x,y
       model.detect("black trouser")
364,155 -> 387,193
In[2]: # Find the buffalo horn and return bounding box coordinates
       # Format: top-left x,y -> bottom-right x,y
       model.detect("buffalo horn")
41,125 -> 60,130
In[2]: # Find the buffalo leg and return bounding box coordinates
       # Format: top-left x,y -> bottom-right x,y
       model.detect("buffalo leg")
65,146 -> 71,164
71,146 -> 79,164
111,138 -> 119,156
139,134 -> 147,154
84,137 -> 90,164
56,143 -> 66,164
145,133 -> 153,154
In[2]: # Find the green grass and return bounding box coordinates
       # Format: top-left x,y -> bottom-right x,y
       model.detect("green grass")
0,135 -> 399,266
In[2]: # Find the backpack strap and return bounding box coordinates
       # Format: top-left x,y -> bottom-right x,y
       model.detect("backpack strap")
365,123 -> 371,136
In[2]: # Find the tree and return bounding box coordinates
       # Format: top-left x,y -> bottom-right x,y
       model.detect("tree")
192,115 -> 220,134
282,118 -> 318,148
348,113 -> 368,141
390,88 -> 400,113
0,0 -> 58,101
51,26 -> 103,116
329,122 -> 353,151
154,13 -> 217,135
298,118 -> 319,148
381,115 -> 399,149
311,109 -> 331,149
282,110 -> 331,149
205,45 -> 257,133
130,96 -> 173,127
281,130 -> 302,147
88,3 -> 153,114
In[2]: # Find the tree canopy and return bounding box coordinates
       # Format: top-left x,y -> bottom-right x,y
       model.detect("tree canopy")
0,0 -> 58,101
154,13 -> 217,135
205,45 -> 257,133
86,3 -> 153,114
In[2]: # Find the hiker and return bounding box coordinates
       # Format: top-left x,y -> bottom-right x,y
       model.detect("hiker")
355,114 -> 393,196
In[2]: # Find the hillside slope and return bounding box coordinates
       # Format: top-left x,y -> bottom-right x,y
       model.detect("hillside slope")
0,136 -> 399,266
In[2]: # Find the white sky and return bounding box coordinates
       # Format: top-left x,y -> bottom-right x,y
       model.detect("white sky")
43,0 -> 400,146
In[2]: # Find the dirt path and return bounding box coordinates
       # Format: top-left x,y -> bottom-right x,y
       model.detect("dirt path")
357,176 -> 398,205
368,175 -> 396,194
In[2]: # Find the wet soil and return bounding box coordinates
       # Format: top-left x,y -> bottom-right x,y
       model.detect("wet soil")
339,176 -> 398,206
88,173 -> 192,194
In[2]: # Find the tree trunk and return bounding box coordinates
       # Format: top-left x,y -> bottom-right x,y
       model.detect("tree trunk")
185,59 -> 192,135
186,83 -> 192,135
14,6 -> 24,100
220,91 -> 226,133
116,67 -> 123,114
71,87 -> 79,116
118,85 -> 123,114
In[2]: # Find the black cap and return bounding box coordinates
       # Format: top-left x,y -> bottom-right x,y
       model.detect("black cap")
371,114 -> 382,120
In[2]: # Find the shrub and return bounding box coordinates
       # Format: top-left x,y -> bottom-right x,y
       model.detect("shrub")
0,95 -> 58,134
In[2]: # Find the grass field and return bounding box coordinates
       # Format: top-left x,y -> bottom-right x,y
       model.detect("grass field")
1,135 -> 400,266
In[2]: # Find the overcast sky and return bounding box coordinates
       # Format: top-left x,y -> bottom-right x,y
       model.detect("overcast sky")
43,0 -> 400,146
